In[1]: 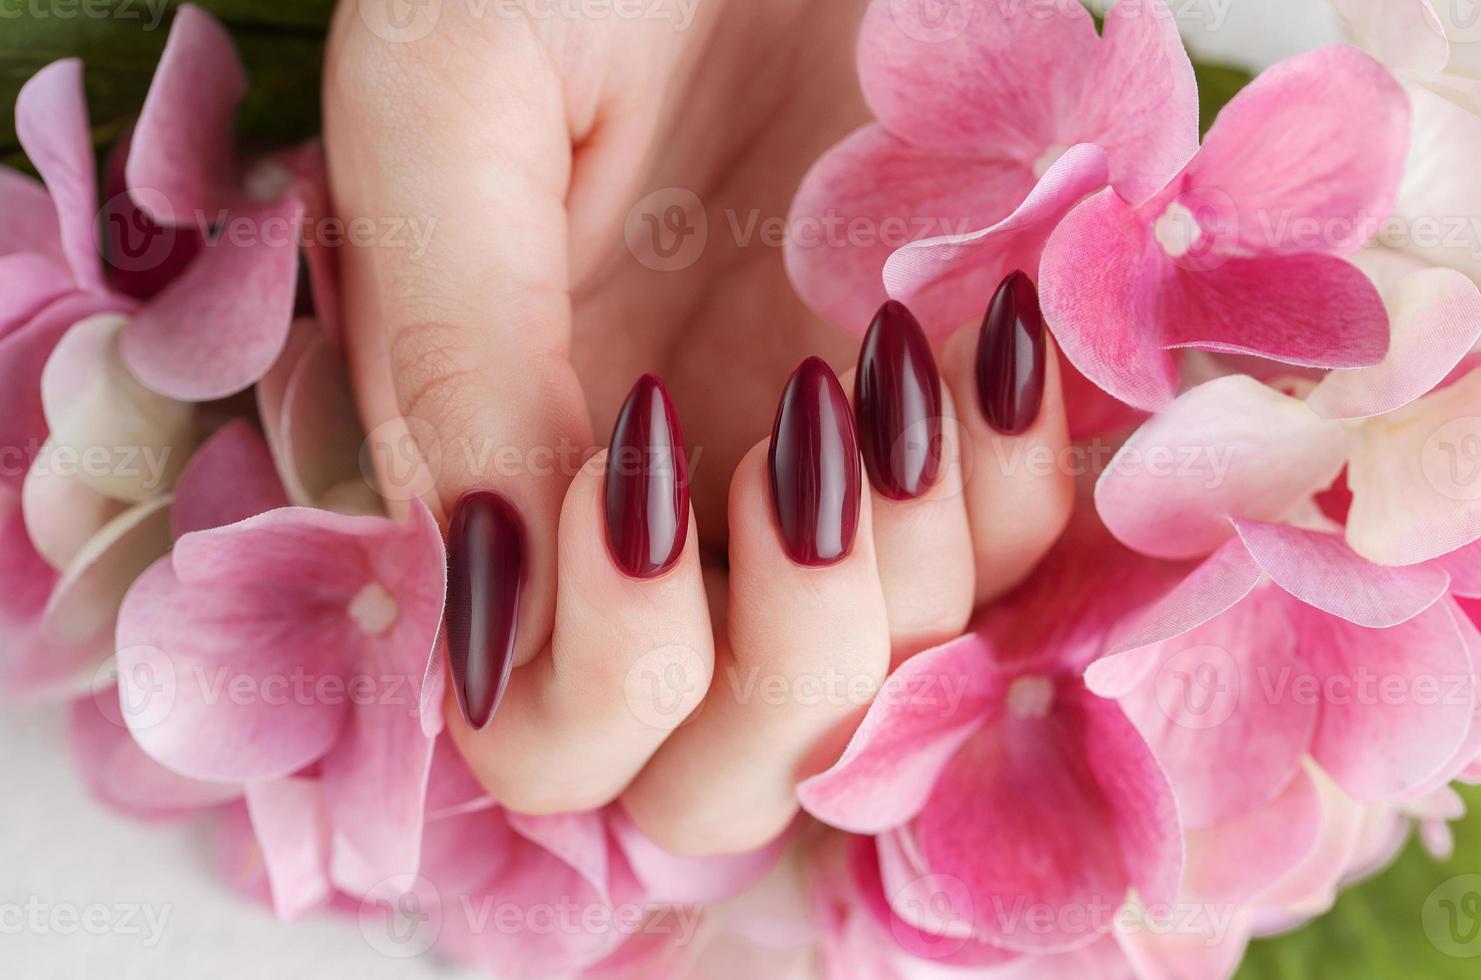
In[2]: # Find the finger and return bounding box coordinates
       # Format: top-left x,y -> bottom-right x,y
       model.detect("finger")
445,376 -> 714,813
325,11 -> 592,697
843,301 -> 974,664
942,272 -> 1073,605
623,358 -> 890,856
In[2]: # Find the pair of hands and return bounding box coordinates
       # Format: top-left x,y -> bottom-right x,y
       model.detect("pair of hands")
324,0 -> 1073,856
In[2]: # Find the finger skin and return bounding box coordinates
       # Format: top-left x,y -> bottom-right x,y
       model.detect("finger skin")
622,442 -> 890,856
941,327 -> 1074,605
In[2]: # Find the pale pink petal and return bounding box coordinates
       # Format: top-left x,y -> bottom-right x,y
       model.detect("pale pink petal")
1390,85 -> 1481,281
1117,587 -> 1317,828
245,778 -> 333,920
70,688 -> 243,819
0,253 -> 74,334
882,145 -> 1110,335
125,5 -> 247,220
171,420 -> 288,539
1233,519 -> 1449,627
22,445 -> 128,570
1345,368 -> 1481,564
505,809 -> 613,904
1331,0 -> 1450,74
122,195 -> 304,400
1095,376 -> 1347,560
1299,599 -> 1475,800
1254,765 -> 1366,916
797,632 -> 1003,834
284,143 -> 342,343
1306,267 -> 1481,419
785,124 -> 1034,333
0,166 -> 65,263
40,312 -> 194,501
912,684 -> 1179,952
14,60 -> 104,292
1182,46 -> 1409,258
0,292 -> 131,490
42,495 -> 172,649
609,807 -> 783,905
1183,768 -> 1322,905
1113,902 -> 1250,980
276,330 -> 368,508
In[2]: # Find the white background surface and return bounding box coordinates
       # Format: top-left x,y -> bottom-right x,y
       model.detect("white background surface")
0,2 -> 1338,976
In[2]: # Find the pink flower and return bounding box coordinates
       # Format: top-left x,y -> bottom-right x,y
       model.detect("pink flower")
785,0 -> 1197,337
798,523 -> 1183,955
1032,45 -> 1411,410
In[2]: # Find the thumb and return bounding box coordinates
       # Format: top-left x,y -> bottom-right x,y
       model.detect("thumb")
324,8 -> 593,681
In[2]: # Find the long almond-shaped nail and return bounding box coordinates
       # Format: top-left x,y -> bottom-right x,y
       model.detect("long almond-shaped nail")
855,300 -> 943,500
977,270 -> 1046,435
605,374 -> 689,578
769,356 -> 861,566
445,490 -> 525,730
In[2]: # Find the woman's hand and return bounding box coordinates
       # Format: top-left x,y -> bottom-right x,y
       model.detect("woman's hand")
323,0 -> 1073,855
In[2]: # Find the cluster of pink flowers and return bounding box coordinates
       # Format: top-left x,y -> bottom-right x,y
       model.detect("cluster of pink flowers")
3,2 -> 1479,977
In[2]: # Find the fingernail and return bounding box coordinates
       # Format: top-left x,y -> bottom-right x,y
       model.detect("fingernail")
445,490 -> 526,730
769,356 -> 861,566
605,374 -> 689,578
855,300 -> 942,500
977,270 -> 1046,435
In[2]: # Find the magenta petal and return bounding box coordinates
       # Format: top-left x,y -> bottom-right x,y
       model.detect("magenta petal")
1039,188 -> 1179,409
1301,599 -> 1476,801
882,144 -> 1110,335
609,807 -> 783,905
1117,588 -> 1317,829
1184,767 -> 1321,906
126,4 -> 248,221
245,778 -> 333,920
1185,46 -> 1409,258
171,420 -> 289,538
1233,519 -> 1450,627
71,688 -> 241,818
1432,541 -> 1481,598
1095,376 -> 1347,560
797,633 -> 1003,834
123,195 -> 304,401
14,60 -> 104,292
785,124 -> 1035,334
913,686 -> 1179,952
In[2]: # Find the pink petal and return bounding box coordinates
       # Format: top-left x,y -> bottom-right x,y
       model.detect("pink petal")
275,328 -> 368,508
14,60 -> 104,292
912,684 -> 1179,952
1330,0 -> 1450,74
1345,367 -> 1481,565
609,806 -> 783,905
785,124 -> 1034,334
1095,376 -> 1347,559
1233,518 -> 1450,627
41,495 -> 173,649
125,5 -> 248,220
70,688 -> 243,819
0,253 -> 74,335
1116,587 -> 1317,829
1182,46 -> 1409,258
245,778 -> 333,920
22,447 -> 128,570
284,143 -> 342,343
1300,599 -> 1476,801
797,632 -> 1003,834
122,194 -> 304,400
1254,765 -> 1366,915
100,125 -> 205,301
1306,267 -> 1481,419
505,809 -> 613,904
1113,903 -> 1250,980
1183,768 -> 1322,905
0,165 -> 65,264
1432,540 -> 1481,598
881,144 -> 1110,335
171,420 -> 289,538
0,292 -> 131,490
40,312 -> 195,501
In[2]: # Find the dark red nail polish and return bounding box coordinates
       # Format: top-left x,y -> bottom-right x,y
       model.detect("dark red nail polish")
977,270 -> 1046,435
605,374 -> 689,578
445,490 -> 526,730
855,300 -> 943,500
769,356 -> 861,566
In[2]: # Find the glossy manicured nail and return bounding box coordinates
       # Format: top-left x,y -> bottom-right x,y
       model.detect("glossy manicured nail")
769,356 -> 861,566
445,490 -> 526,730
977,270 -> 1046,435
604,374 -> 689,578
855,300 -> 943,500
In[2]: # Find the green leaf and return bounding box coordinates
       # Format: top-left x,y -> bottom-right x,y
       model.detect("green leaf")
1193,60 -> 1254,137
1239,784 -> 1481,979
